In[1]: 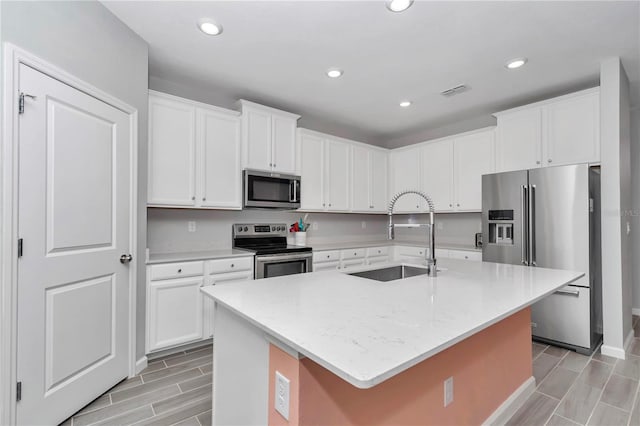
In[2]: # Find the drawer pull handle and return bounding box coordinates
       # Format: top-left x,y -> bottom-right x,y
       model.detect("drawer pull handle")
554,289 -> 580,297
178,269 -> 182,273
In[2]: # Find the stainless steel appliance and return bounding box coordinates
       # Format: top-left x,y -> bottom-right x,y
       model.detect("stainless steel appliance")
243,169 -> 301,209
482,164 -> 602,354
233,223 -> 312,279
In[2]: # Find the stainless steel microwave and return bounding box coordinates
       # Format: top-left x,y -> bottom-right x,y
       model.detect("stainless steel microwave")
243,169 -> 301,209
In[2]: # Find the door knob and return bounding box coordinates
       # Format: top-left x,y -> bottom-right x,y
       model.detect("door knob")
120,254 -> 133,264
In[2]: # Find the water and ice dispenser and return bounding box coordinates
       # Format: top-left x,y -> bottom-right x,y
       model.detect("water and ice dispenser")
487,210 -> 514,245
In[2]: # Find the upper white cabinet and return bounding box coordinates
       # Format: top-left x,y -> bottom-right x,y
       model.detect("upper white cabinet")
351,144 -> 388,213
453,130 -> 495,211
421,140 -> 454,212
389,146 -> 423,213
298,129 -> 351,212
148,91 -> 241,209
240,100 -> 300,174
495,88 -> 599,173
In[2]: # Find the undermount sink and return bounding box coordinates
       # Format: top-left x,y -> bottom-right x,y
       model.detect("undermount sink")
348,265 -> 430,282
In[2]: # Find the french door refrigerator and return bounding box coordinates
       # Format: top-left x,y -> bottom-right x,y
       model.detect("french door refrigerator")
482,163 -> 602,354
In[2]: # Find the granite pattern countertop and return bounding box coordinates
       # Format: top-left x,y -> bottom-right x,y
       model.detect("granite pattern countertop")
202,258 -> 582,389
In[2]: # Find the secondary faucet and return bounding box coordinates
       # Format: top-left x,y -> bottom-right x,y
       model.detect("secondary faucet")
388,190 -> 437,277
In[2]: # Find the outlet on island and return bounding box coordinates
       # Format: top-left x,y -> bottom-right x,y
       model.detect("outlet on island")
275,371 -> 290,420
444,376 -> 454,407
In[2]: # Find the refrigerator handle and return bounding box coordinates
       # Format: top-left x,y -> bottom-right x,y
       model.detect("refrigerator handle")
529,184 -> 537,266
521,185 -> 529,265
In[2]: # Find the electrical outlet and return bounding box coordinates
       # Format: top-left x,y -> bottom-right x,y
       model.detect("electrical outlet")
275,371 -> 290,420
312,222 -> 318,231
444,376 -> 454,407
361,221 -> 366,229
188,221 -> 196,232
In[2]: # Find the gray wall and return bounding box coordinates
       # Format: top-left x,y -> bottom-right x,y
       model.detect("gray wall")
147,209 -> 481,254
1,1 -> 149,361
632,108 -> 640,313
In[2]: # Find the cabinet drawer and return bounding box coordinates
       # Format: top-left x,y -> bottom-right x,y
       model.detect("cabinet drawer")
313,250 -> 341,263
341,248 -> 366,260
448,250 -> 482,261
366,246 -> 389,257
149,261 -> 204,281
313,261 -> 340,272
208,257 -> 253,274
367,256 -> 389,266
396,246 -> 427,258
341,259 -> 367,269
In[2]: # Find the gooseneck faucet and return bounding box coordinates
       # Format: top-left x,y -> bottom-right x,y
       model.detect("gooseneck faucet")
388,190 -> 437,277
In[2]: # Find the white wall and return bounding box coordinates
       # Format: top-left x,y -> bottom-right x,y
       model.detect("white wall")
600,58 -> 633,357
147,209 -> 481,254
632,107 -> 640,313
1,0 -> 149,362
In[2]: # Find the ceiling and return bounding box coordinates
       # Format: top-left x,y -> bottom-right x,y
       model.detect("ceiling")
103,1 -> 640,148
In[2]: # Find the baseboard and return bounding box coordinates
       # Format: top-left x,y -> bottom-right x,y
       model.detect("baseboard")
633,308 -> 640,316
601,344 -> 626,360
135,356 -> 148,375
482,376 -> 536,426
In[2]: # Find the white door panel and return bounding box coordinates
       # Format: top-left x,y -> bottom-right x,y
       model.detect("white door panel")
17,64 -> 131,425
389,148 -> 422,212
325,140 -> 350,211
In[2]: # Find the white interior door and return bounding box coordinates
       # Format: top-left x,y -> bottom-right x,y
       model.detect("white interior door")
16,64 -> 131,425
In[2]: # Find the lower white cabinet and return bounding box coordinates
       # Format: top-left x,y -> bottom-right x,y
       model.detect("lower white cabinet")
313,247 -> 391,271
313,261 -> 341,272
147,256 -> 253,353
447,249 -> 482,261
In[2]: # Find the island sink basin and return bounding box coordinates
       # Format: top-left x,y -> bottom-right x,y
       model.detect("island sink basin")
348,265 -> 430,282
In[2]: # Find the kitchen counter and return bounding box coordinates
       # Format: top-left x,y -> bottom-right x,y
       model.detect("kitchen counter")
306,239 -> 482,252
147,248 -> 254,264
202,258 -> 582,389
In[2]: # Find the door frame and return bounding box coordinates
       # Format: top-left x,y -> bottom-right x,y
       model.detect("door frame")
0,43 -> 139,425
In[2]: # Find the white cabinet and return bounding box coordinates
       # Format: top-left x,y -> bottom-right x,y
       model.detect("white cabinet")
351,145 -> 388,213
148,94 -> 196,206
495,88 -> 600,173
312,247 -> 392,271
147,256 -> 253,353
394,246 -> 427,264
298,130 -> 350,212
422,140 -> 454,212
447,249 -> 482,261
453,130 -> 495,211
389,146 -> 423,213
148,91 -> 241,209
240,100 -> 300,174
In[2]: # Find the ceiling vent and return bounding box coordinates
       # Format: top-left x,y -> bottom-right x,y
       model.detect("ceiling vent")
440,84 -> 469,97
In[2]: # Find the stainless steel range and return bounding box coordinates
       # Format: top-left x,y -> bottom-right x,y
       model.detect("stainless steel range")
233,223 -> 313,279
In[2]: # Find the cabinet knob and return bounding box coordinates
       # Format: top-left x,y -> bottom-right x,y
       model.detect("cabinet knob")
269,163 -> 272,167
548,159 -> 552,163
416,205 -> 419,209
536,160 -> 541,165
178,269 -> 182,273
191,196 -> 195,201
273,164 -> 276,168
457,203 -> 460,207
202,197 -> 206,201
329,203 -> 332,207
449,204 -> 452,207
322,203 -> 325,207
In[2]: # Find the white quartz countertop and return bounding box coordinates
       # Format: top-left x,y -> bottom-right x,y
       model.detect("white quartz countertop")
147,249 -> 254,264
201,259 -> 583,389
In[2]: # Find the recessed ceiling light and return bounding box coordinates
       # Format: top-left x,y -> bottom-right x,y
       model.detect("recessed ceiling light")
326,69 -> 343,78
386,0 -> 414,12
505,58 -> 528,69
198,18 -> 223,36
399,101 -> 412,107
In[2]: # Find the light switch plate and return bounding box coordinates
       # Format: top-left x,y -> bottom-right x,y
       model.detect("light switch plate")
275,371 -> 290,420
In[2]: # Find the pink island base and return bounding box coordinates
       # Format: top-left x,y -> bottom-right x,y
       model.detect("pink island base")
268,307 -> 533,426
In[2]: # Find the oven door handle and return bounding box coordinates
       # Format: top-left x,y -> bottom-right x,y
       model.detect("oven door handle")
256,252 -> 312,262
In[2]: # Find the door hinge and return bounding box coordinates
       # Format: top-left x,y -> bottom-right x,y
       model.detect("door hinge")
18,239 -> 23,258
16,382 -> 21,402
18,92 -> 36,115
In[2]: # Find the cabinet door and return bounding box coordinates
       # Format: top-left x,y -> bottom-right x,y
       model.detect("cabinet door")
495,108 -> 542,172
325,139 -> 350,211
198,108 -> 242,209
147,276 -> 203,352
243,107 -> 272,171
271,115 -> 297,174
351,145 -> 370,212
544,91 -> 599,166
313,261 -> 340,272
204,271 -> 253,338
370,149 -> 388,212
454,130 -> 495,211
299,133 -> 325,210
421,140 -> 453,212
148,96 -> 196,206
389,147 -> 422,213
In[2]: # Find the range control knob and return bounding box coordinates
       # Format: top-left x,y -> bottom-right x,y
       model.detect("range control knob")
237,227 -> 242,232
243,226 -> 248,232
272,226 -> 276,231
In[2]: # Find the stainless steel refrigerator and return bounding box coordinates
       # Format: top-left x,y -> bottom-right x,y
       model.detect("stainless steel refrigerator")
482,163 -> 602,354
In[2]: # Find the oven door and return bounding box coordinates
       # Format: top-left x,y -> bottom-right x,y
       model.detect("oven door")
244,169 -> 301,209
255,252 -> 312,279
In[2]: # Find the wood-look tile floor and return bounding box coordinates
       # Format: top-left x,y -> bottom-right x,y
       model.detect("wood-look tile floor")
507,315 -> 640,426
61,345 -> 213,426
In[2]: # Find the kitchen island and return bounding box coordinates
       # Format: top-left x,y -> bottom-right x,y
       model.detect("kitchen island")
201,258 -> 583,425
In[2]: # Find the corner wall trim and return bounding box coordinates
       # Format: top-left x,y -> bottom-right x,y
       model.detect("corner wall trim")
135,356 -> 148,375
482,376 -> 536,426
